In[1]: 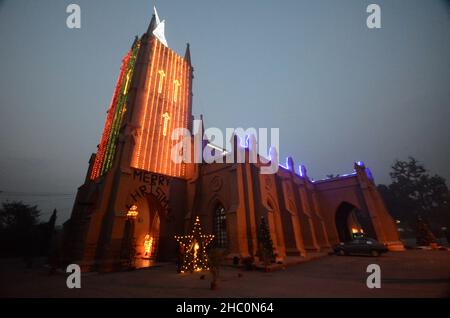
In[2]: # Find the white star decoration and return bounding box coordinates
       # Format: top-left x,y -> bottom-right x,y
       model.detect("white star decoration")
153,6 -> 168,47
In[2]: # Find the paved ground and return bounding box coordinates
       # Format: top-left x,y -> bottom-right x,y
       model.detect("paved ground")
1,250 -> 449,298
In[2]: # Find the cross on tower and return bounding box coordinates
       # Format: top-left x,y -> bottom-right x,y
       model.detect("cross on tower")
161,112 -> 171,137
173,79 -> 181,103
158,70 -> 166,94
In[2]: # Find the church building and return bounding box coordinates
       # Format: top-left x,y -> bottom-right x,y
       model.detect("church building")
62,9 -> 404,271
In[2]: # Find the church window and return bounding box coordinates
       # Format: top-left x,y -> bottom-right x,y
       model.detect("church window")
214,204 -> 227,248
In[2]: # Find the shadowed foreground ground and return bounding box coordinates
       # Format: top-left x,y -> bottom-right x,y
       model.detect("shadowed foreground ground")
1,250 -> 449,298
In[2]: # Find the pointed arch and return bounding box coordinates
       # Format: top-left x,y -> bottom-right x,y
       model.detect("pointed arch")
334,201 -> 377,242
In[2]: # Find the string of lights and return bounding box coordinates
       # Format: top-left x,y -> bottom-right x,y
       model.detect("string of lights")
175,216 -> 214,273
89,49 -> 131,180
101,40 -> 141,175
130,37 -> 191,178
89,39 -> 141,180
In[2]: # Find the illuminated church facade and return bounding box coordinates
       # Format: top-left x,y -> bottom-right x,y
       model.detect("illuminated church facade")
62,9 -> 404,271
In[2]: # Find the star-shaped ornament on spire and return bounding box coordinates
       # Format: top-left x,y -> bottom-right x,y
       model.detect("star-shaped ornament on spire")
175,216 -> 214,273
152,6 -> 168,47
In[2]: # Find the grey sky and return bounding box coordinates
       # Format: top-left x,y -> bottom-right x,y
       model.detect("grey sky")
0,0 -> 449,224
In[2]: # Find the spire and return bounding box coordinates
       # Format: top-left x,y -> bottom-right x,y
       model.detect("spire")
199,114 -> 205,135
184,43 -> 191,65
131,35 -> 138,48
146,14 -> 157,36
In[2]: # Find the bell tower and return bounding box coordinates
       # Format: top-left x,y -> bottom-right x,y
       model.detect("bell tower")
90,7 -> 193,180
63,7 -> 194,270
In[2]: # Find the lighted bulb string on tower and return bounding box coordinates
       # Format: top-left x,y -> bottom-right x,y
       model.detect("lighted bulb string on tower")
137,39 -> 161,172
130,37 -> 191,178
152,45 -> 171,175
90,16 -> 191,181
90,40 -> 141,180
101,41 -> 141,175
90,50 -> 131,180
164,51 -> 180,177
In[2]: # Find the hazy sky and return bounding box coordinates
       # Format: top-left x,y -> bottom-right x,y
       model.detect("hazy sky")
0,0 -> 449,224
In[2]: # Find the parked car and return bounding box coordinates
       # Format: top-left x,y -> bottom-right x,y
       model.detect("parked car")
333,238 -> 388,257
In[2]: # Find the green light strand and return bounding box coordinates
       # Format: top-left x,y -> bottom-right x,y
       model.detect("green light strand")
100,41 -> 140,175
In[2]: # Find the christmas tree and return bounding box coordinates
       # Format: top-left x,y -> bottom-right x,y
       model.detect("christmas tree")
175,216 -> 214,273
257,216 -> 275,264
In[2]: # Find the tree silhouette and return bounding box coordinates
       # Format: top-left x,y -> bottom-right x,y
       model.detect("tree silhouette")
0,201 -> 41,264
378,157 -> 450,236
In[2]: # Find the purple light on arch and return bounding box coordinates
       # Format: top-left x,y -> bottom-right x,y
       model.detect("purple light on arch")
235,135 -> 248,148
356,161 -> 365,167
340,172 -> 357,177
365,167 -> 374,181
298,164 -> 306,177
241,135 -> 250,148
279,157 -> 291,170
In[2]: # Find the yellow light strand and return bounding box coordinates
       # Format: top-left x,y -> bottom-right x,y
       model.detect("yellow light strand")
134,39 -> 157,168
143,40 -> 162,171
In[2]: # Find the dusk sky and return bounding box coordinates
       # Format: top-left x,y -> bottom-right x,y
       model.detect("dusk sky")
0,0 -> 449,224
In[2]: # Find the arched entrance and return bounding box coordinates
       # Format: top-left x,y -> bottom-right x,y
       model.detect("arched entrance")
335,202 -> 377,242
122,194 -> 164,268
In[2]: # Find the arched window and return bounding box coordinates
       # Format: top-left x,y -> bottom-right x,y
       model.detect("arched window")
214,204 -> 227,248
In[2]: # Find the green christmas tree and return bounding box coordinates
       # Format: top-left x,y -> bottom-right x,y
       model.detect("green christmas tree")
416,215 -> 437,246
257,216 -> 275,265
